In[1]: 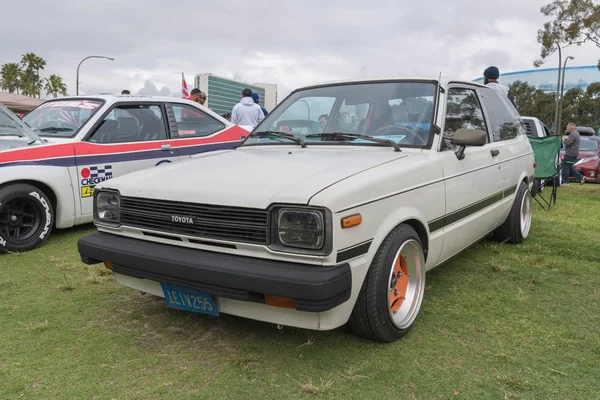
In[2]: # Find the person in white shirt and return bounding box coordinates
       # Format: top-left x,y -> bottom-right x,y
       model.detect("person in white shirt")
231,88 -> 265,127
483,66 -> 517,109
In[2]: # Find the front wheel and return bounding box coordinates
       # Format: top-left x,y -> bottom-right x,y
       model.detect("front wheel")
0,184 -> 54,253
349,224 -> 426,342
492,181 -> 532,244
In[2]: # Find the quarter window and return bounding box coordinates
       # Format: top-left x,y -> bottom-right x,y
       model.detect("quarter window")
88,105 -> 167,143
442,88 -> 488,150
480,88 -> 526,142
169,104 -> 225,138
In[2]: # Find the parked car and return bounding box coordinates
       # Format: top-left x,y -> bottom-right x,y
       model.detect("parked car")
0,95 -> 248,253
559,134 -> 600,183
522,116 -> 551,138
78,78 -> 535,342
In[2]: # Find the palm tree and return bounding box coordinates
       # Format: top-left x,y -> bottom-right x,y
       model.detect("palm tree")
20,53 -> 46,98
44,74 -> 68,98
0,63 -> 21,93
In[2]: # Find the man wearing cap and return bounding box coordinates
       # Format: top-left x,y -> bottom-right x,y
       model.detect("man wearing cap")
252,92 -> 269,116
483,66 -> 517,108
231,88 -> 265,127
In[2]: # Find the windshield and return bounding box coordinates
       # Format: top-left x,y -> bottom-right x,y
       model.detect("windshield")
580,138 -> 599,152
243,81 -> 437,148
0,102 -> 43,142
23,99 -> 104,138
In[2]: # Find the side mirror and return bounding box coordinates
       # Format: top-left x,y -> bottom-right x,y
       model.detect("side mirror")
451,129 -> 487,160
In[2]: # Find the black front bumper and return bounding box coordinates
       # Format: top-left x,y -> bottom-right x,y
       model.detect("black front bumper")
78,232 -> 352,312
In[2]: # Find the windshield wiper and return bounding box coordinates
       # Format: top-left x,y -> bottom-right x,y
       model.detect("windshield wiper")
251,131 -> 306,148
306,132 -> 401,152
37,127 -> 74,132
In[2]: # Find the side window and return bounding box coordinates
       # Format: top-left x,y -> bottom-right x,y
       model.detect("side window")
88,105 -> 167,143
442,88 -> 487,150
169,104 -> 225,138
480,88 -> 526,142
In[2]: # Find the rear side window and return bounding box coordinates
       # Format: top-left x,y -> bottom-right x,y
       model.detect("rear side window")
169,104 -> 226,138
480,88 -> 526,142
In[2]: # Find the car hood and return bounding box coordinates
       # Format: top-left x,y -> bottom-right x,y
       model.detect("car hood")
0,137 -> 35,152
101,146 -> 410,209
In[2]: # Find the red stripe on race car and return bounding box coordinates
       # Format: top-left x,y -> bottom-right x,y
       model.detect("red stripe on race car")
72,125 -> 247,155
0,143 -> 75,164
1,125 -> 248,164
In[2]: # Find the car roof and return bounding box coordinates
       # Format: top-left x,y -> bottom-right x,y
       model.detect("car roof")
293,77 -> 486,92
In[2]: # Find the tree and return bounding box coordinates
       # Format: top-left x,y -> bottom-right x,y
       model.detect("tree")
44,74 -> 67,98
0,63 -> 21,93
534,0 -> 600,68
508,81 -> 557,127
20,53 -> 46,98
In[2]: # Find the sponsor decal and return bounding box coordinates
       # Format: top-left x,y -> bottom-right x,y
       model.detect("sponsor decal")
178,129 -> 197,136
0,236 -> 6,247
29,191 -> 52,240
80,165 -> 113,198
38,100 -> 101,110
171,215 -> 194,224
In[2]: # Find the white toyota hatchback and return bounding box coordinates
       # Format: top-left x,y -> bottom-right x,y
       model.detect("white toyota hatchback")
78,78 -> 535,342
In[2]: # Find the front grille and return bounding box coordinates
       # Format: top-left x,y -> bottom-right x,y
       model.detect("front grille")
119,197 -> 270,245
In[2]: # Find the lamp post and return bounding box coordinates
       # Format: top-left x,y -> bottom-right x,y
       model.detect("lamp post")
552,43 -> 562,135
76,56 -> 115,95
557,56 -> 575,138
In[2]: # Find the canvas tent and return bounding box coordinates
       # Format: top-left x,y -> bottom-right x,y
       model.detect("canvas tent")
0,92 -> 44,114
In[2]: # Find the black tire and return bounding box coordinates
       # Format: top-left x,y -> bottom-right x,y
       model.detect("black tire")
0,183 -> 54,253
348,224 -> 426,342
492,181 -> 532,244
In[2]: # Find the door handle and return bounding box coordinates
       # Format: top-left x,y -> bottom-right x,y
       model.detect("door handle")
161,144 -> 171,151
491,149 -> 500,157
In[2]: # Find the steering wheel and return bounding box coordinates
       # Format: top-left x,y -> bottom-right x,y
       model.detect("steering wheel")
372,125 -> 427,146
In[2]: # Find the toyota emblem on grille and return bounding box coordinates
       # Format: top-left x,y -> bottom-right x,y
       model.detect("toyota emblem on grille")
171,215 -> 194,224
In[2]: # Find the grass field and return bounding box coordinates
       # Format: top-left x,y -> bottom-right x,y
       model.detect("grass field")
1,185 -> 600,399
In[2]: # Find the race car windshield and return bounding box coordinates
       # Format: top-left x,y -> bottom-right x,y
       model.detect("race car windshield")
23,99 -> 103,138
242,81 -> 437,149
0,102 -> 43,143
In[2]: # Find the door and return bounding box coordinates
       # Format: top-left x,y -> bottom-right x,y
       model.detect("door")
166,103 -> 240,159
75,103 -> 179,216
479,87 -> 530,222
436,85 -> 504,263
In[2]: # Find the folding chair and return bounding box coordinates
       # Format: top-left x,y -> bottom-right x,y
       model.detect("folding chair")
528,135 -> 563,210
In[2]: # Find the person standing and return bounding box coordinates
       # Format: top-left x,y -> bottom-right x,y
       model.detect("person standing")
483,66 -> 517,108
252,93 -> 268,116
231,89 -> 265,127
561,122 -> 586,185
187,88 -> 203,104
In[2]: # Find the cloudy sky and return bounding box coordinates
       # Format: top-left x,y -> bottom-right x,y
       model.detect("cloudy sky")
1,0 -> 598,101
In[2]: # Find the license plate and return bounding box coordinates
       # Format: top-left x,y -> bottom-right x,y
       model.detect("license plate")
160,282 -> 219,316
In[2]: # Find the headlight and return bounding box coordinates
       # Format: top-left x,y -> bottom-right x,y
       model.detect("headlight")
276,208 -> 325,250
575,156 -> 599,165
94,191 -> 120,225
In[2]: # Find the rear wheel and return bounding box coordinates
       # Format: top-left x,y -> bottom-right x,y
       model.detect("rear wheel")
493,181 -> 532,244
0,184 -> 54,253
349,224 -> 426,342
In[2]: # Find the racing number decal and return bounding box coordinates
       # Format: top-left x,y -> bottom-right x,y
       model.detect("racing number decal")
81,186 -> 94,198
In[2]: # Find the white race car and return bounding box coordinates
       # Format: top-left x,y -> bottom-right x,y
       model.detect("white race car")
0,96 -> 247,253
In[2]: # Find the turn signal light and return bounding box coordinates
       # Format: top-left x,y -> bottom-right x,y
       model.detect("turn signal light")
264,295 -> 296,309
103,261 -> 113,270
341,214 -> 362,229
533,162 -> 537,168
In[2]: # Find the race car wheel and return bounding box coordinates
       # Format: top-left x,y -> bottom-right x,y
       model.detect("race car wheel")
0,184 -> 54,253
349,224 -> 426,342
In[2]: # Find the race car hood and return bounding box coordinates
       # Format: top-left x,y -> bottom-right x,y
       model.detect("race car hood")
99,146 -> 409,209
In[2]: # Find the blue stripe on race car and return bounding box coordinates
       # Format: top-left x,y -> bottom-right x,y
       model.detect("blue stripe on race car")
0,141 -> 239,169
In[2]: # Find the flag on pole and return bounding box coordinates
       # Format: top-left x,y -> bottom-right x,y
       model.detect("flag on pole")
181,72 -> 189,98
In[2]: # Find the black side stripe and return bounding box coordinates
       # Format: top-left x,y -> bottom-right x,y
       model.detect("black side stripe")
337,240 -> 373,263
428,185 -> 517,233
